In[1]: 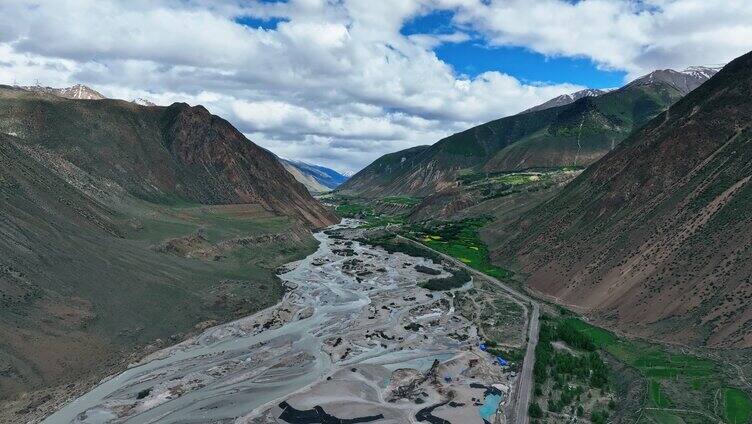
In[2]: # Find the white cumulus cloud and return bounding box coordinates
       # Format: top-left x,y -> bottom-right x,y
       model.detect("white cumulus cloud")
0,0 -> 749,173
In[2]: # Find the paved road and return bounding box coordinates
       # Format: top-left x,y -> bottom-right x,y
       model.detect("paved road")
516,303 -> 539,424
396,236 -> 541,424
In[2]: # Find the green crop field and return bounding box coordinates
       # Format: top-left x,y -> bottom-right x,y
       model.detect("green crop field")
649,380 -> 672,408
725,388 -> 752,424
487,173 -> 542,186
327,194 -> 410,228
358,214 -> 406,228
455,168 -> 576,201
564,318 -> 716,378
397,214 -> 751,424
335,202 -> 376,218
458,171 -> 546,189
559,317 -> 751,423
380,195 -> 422,206
407,218 -> 513,281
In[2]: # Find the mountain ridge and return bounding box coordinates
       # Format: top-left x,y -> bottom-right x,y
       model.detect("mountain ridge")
0,84 -> 336,409
279,158 -> 349,193
19,83 -> 106,100
520,88 -> 610,114
12,83 -> 348,195
0,86 -> 336,228
338,66 -> 718,199
488,52 -> 752,348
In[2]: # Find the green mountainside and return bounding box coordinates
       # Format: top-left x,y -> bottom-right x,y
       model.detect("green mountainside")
337,68 -> 716,199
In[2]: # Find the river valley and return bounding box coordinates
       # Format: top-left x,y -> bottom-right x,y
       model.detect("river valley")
44,220 -> 528,424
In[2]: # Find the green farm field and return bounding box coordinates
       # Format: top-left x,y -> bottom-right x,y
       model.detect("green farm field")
407,218 -> 513,281
564,318 -> 751,424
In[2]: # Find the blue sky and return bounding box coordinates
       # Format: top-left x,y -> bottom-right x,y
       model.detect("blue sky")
434,44 -> 626,88
401,9 -> 626,89
235,15 -> 288,30
241,6 -> 627,89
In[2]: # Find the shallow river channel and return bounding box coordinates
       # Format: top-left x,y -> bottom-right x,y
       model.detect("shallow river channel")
44,220 -> 512,424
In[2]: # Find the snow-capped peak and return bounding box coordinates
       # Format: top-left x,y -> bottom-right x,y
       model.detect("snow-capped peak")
627,66 -> 721,95
20,83 -> 106,100
680,65 -> 724,80
132,97 -> 157,107
521,88 -> 609,114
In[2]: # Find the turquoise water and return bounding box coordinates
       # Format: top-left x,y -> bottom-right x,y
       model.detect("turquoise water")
479,393 -> 502,421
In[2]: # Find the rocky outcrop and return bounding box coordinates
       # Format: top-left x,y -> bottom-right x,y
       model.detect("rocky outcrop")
19,84 -> 106,100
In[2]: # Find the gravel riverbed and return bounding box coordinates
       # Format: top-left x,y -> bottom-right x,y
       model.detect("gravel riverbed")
44,220 -> 519,424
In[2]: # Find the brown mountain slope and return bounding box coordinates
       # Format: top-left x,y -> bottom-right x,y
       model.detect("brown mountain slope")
0,86 -> 336,229
336,144 -> 431,197
0,133 -> 318,411
488,51 -> 752,348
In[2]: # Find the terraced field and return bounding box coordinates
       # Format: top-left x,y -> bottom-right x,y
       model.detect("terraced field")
724,388 -> 752,424
564,318 -> 751,424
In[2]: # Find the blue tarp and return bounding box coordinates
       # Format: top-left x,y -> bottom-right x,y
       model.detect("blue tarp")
479,393 -> 502,420
479,343 -> 487,351
496,357 -> 508,366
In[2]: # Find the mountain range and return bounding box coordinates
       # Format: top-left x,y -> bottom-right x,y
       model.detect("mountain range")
3,48 -> 751,422
15,84 -> 343,193
0,87 -> 334,227
335,59 -> 752,349
279,158 -> 349,193
337,66 -> 719,198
